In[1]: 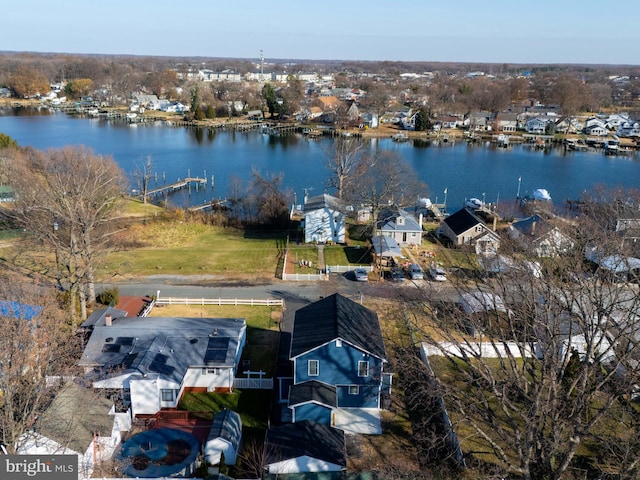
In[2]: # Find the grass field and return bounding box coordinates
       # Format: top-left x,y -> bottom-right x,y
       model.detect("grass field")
101,221 -> 285,281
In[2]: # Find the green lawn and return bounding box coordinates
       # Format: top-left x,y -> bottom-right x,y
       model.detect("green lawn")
101,222 -> 285,280
179,390 -> 271,430
324,245 -> 372,266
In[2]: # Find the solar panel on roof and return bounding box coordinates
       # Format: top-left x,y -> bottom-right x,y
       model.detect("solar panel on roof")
102,343 -> 121,353
206,337 -> 228,349
153,353 -> 169,364
116,337 -> 134,346
148,361 -> 175,376
204,336 -> 230,364
121,353 -> 138,369
204,349 -> 227,363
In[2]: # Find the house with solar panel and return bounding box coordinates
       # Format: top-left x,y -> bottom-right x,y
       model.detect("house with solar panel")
287,293 -> 392,434
79,310 -> 246,419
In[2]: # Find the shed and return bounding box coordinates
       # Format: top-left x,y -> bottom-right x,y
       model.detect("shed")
204,409 -> 242,466
264,421 -> 346,476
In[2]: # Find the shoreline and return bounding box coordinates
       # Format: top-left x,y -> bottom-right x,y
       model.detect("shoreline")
1,98 -> 637,148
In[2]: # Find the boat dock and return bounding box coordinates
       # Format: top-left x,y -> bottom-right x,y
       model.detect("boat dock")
188,198 -> 228,212
141,177 -> 208,199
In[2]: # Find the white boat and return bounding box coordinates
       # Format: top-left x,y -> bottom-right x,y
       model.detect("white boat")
532,188 -> 552,202
391,132 -> 409,142
465,197 -> 483,209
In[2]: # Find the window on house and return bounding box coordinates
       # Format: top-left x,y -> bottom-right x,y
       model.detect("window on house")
358,360 -> 369,377
349,385 -> 360,395
161,389 -> 174,402
308,359 -> 319,376
336,339 -> 342,347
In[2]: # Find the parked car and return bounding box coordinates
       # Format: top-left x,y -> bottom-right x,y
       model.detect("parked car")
353,268 -> 369,282
389,267 -> 405,282
429,264 -> 447,282
408,263 -> 424,280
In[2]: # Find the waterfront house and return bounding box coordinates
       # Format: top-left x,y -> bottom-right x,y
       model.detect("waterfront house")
525,116 -> 550,134
79,312 -> 246,419
555,116 -> 584,134
377,207 -> 423,246
495,113 -> 518,132
264,421 -> 346,477
303,193 -> 346,244
437,208 -> 500,254
617,120 -> 640,138
584,117 -> 609,136
288,294 -> 391,433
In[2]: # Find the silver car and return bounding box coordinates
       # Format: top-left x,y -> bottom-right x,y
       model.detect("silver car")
408,263 -> 424,280
354,268 -> 369,282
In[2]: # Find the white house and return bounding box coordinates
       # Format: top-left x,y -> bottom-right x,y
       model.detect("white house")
17,383 -> 130,480
377,207 -> 423,246
525,116 -> 550,134
303,194 -> 346,244
79,312 -> 247,419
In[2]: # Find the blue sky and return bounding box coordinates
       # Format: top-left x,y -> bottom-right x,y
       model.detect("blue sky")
2,1 -> 639,65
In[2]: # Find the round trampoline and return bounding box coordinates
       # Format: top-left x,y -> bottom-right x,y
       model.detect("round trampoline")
117,428 -> 200,478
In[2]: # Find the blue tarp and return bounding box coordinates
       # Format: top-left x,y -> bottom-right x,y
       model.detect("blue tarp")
0,301 -> 42,320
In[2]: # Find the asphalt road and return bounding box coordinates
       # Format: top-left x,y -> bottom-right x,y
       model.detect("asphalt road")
99,272 -> 461,332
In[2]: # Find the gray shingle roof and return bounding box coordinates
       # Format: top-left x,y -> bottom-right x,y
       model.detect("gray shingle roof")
377,207 -> 421,232
265,421 -> 346,468
288,380 -> 337,408
37,383 -> 113,455
207,408 -> 242,446
304,194 -> 344,213
290,293 -> 387,361
80,316 -> 246,384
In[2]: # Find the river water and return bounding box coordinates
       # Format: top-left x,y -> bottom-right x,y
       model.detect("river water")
1,109 -> 639,210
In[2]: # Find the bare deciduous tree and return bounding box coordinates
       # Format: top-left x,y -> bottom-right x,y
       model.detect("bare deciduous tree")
0,280 -> 82,454
345,150 -> 426,235
324,136 -> 366,200
407,207 -> 640,480
8,146 -> 127,322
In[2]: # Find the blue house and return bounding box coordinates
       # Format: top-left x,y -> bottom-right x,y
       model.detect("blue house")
288,294 -> 391,432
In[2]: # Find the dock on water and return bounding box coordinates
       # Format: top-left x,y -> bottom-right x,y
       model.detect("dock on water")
140,177 -> 208,200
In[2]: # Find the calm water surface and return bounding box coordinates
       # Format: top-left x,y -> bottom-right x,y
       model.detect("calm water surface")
1,110 -> 639,210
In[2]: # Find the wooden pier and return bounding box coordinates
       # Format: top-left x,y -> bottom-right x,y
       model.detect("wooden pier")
141,177 -> 207,199
188,198 -> 228,212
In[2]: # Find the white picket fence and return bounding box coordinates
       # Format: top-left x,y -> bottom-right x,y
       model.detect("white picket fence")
326,265 -> 374,273
155,292 -> 283,307
234,377 -> 274,389
282,272 -> 327,281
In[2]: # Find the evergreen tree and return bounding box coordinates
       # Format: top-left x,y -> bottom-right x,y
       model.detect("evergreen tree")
414,107 -> 432,131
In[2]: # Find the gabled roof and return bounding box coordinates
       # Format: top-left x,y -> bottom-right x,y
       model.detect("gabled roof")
207,408 -> 242,447
304,193 -> 344,214
80,306 -> 128,329
289,380 -> 337,408
265,421 -> 346,468
36,383 -> 113,455
377,207 -> 422,232
511,214 -> 544,235
442,208 -> 485,235
290,293 -> 387,361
